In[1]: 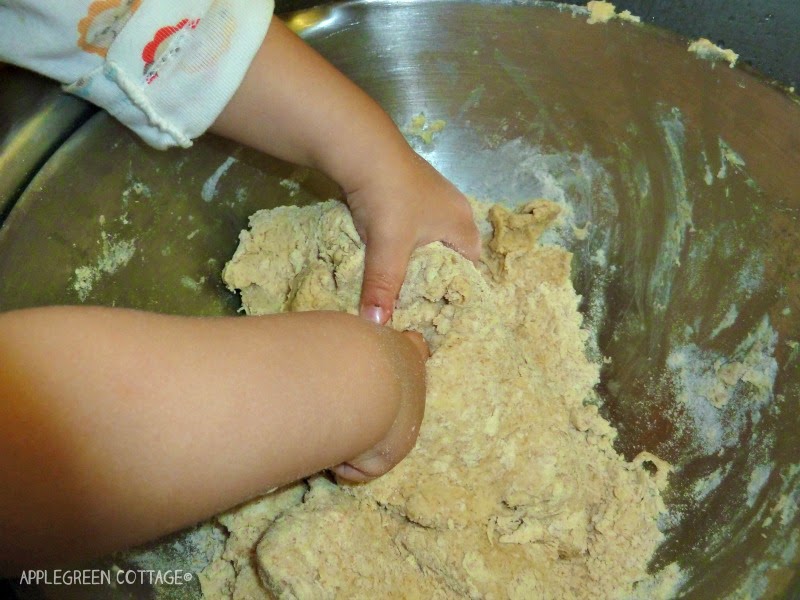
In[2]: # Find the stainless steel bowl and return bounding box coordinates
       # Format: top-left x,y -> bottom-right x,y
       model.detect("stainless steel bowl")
2,1 -> 798,597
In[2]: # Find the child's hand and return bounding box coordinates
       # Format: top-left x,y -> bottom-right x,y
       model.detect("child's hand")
210,21 -> 481,327
332,330 -> 429,482
0,308 -> 426,568
347,152 -> 481,325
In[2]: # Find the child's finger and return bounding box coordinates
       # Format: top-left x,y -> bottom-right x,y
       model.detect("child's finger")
441,198 -> 482,263
400,330 -> 430,361
331,462 -> 373,483
441,222 -> 482,264
359,231 -> 414,325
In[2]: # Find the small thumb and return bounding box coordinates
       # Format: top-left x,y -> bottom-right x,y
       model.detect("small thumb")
401,330 -> 430,362
359,234 -> 413,325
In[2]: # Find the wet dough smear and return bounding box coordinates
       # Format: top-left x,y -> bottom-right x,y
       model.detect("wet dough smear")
207,199 -> 669,599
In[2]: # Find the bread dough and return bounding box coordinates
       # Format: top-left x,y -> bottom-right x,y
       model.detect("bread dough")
403,113 -> 447,144
586,1 -> 641,25
206,199 -> 667,598
688,38 -> 739,68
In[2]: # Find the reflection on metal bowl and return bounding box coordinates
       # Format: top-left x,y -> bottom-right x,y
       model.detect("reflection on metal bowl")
1,1 -> 798,598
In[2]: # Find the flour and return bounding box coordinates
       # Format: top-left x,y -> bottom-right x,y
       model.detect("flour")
665,316 -> 778,456
71,231 -> 136,301
746,463 -> 773,508
207,198 -> 668,598
201,156 -> 237,203
717,138 -> 746,179
692,466 -> 728,502
709,304 -> 739,339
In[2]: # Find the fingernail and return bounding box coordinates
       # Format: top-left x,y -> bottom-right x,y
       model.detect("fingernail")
362,305 -> 385,325
332,463 -> 371,483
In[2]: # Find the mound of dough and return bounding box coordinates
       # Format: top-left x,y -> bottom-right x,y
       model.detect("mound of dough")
206,199 -> 667,599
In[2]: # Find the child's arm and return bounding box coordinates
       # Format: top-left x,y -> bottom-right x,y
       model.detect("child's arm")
0,306 -> 427,573
1,2 -> 480,321
210,19 -> 481,325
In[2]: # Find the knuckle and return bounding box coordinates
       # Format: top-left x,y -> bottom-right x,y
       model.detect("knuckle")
451,195 -> 475,220
361,271 -> 399,301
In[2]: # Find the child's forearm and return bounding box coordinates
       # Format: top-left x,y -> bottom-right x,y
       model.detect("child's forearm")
210,18 -> 410,197
0,306 -> 423,572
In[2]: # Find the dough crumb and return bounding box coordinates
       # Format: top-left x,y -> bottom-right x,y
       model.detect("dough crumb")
217,198 -> 668,599
572,221 -> 591,240
403,112 -> 447,144
586,1 -> 641,24
688,38 -> 739,68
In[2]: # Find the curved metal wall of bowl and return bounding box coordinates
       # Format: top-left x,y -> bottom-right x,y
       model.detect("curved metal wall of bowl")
277,0 -> 800,89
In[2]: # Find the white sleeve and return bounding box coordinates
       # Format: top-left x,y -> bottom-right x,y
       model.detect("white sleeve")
0,0 -> 274,149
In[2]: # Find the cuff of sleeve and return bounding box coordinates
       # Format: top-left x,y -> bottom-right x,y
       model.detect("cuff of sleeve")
65,0 -> 275,149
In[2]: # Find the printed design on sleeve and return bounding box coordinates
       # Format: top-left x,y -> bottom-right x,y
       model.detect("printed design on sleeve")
141,18 -> 201,84
77,0 -> 142,57
177,10 -> 235,76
